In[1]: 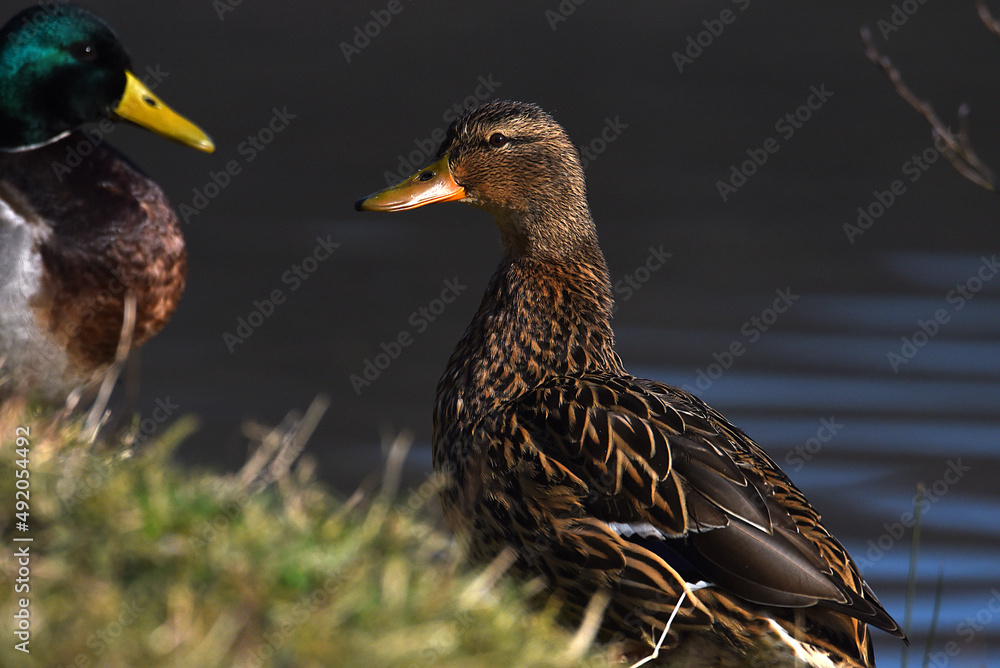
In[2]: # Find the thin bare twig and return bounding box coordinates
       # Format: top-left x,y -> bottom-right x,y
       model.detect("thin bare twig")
860,25 -> 997,191
977,0 -> 1000,41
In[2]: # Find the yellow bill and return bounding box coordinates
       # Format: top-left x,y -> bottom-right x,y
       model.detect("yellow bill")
114,70 -> 215,153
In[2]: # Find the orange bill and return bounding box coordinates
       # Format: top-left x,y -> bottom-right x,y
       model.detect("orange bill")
356,155 -> 465,211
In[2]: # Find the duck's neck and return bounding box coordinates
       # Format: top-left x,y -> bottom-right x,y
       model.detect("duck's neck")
0,60 -> 57,151
435,230 -> 625,423
0,105 -> 39,152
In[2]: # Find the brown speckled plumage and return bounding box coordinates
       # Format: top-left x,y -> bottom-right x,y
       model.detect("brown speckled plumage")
0,134 -> 186,395
360,100 -> 905,666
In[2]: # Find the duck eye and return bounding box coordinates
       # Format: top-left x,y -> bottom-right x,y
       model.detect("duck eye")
488,132 -> 508,148
69,41 -> 98,62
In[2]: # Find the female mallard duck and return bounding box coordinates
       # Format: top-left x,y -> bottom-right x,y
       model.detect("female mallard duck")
0,4 -> 213,400
357,100 -> 905,666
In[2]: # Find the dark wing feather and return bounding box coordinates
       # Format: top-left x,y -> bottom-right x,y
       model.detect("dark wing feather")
509,372 -> 903,638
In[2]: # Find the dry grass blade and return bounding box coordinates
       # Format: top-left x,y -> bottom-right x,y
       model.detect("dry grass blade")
563,588 -> 611,662
860,25 -> 997,192
84,292 -> 136,439
459,546 -> 518,608
380,428 -> 414,500
235,394 -> 330,494
902,483 -> 924,668
920,570 -> 946,668
627,582 -> 718,668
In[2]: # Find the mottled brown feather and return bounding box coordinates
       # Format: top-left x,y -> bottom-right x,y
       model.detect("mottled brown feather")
0,132 -> 186,393
414,100 -> 903,667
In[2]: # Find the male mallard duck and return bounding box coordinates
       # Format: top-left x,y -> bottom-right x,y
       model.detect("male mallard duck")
0,4 -> 213,400
357,100 -> 905,666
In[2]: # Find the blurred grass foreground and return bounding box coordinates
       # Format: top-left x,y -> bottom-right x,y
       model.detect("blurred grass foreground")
0,398 -> 614,668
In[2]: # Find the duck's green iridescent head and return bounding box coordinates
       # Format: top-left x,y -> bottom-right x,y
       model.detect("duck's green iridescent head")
0,3 -> 213,152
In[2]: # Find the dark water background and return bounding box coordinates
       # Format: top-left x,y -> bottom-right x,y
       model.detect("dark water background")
58,1 -> 1000,664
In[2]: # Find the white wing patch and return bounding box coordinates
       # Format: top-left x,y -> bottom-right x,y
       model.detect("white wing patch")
606,521 -> 667,540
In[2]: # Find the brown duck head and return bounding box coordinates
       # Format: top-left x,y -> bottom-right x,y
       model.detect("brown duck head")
357,100 -> 598,262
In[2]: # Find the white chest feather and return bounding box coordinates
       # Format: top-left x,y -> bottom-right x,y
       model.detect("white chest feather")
0,190 -> 78,397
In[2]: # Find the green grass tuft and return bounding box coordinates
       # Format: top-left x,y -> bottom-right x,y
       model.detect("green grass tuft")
0,401 -> 614,668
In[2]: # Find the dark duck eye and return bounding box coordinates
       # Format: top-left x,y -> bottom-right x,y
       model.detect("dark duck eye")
69,41 -> 98,62
488,132 -> 508,148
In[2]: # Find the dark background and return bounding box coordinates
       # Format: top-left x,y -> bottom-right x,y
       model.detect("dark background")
50,1 -> 1000,665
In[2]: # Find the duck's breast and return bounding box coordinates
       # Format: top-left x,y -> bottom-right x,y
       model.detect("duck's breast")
0,188 -> 82,397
